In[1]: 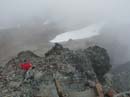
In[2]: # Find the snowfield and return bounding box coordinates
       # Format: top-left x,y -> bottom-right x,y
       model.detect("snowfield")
50,23 -> 105,43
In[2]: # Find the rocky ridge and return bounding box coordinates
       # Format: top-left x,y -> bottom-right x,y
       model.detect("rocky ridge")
0,43 -> 111,97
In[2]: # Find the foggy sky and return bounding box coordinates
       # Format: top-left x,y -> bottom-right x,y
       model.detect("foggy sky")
0,0 -> 130,64
0,0 -> 130,27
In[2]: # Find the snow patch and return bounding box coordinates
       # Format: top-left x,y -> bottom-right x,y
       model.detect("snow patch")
50,23 -> 105,43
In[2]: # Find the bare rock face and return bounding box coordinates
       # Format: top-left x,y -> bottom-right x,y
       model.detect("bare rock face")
84,46 -> 111,81
0,43 -> 111,96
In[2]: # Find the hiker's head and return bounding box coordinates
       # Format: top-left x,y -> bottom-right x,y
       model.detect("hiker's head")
24,59 -> 27,62
32,66 -> 35,69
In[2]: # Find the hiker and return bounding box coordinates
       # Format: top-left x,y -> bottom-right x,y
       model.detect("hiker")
19,60 -> 35,83
20,60 -> 32,71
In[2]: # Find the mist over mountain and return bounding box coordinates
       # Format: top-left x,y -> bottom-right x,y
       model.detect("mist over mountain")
0,0 -> 130,65
0,22 -> 129,65
94,23 -> 130,64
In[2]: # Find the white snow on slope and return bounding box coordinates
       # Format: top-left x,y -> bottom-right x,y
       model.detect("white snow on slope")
50,23 -> 105,43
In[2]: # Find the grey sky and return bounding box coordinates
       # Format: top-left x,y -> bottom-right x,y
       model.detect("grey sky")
0,0 -> 130,27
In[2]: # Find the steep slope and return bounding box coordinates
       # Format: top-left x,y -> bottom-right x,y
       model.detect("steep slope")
0,43 -> 111,96
111,62 -> 130,92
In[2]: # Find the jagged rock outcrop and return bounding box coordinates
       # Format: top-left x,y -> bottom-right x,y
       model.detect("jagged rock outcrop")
84,46 -> 111,81
0,43 -> 111,96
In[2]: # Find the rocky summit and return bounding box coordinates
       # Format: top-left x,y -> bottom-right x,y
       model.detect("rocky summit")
0,43 -> 111,97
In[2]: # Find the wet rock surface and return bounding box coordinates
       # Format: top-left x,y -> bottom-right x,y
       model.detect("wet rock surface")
0,43 -> 111,96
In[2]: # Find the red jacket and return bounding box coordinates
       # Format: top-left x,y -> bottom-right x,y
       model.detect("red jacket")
20,62 -> 32,71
